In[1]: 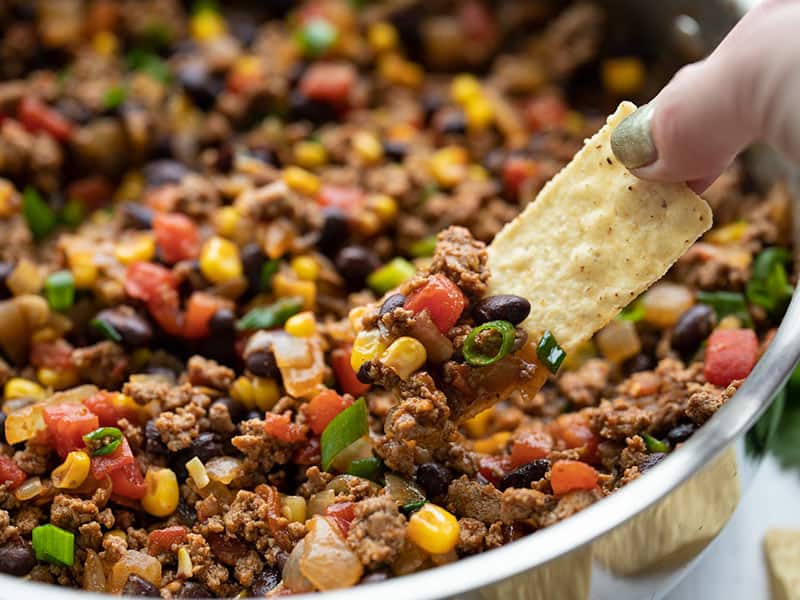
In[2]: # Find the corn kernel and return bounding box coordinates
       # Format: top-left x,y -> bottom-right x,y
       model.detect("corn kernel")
706,221 -> 749,245
283,166 -> 321,196
291,256 -> 319,281
381,336 -> 427,379
107,530 -> 127,540
353,131 -> 384,164
472,432 -> 512,455
252,377 -> 280,412
407,503 -> 460,555
215,206 -> 241,238
37,367 -> 79,390
351,210 -> 382,237
7,259 -> 43,296
465,96 -> 494,131
451,74 -> 482,105
0,179 -> 19,218
430,146 -> 468,189
379,54 -> 424,88
351,329 -> 387,372
718,315 -> 742,330
5,378 -> 46,401
52,451 -> 91,489
602,57 -> 646,96
230,376 -> 255,410
185,456 -> 210,489
280,495 -> 308,523
368,194 -> 397,223
285,311 -> 316,337
199,236 -> 243,284
92,31 -> 118,56
232,54 -> 260,79
463,407 -> 494,439
177,547 -> 193,579
368,21 -> 398,54
115,233 -> 156,265
191,10 -> 226,42
468,165 -> 489,182
142,467 -> 180,517
273,272 -> 316,310
67,250 -> 98,288
348,306 -> 367,333
294,141 -> 328,169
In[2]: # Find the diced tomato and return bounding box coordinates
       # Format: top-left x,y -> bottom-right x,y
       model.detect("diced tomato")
153,212 -> 201,264
263,413 -> 308,444
549,413 -> 599,464
502,156 -> 539,197
0,455 -> 27,490
331,347 -> 370,397
550,460 -> 598,496
83,391 -> 141,427
30,339 -> 74,370
524,95 -> 567,132
306,389 -> 353,435
42,402 -> 100,458
404,274 -> 468,334
704,328 -> 759,387
509,431 -> 553,469
292,436 -> 321,465
66,176 -> 113,210
184,292 -> 228,339
109,460 -> 147,499
299,63 -> 356,106
17,97 -> 73,142
148,526 -> 188,555
124,262 -> 176,303
90,436 -> 135,479
478,455 -> 511,487
324,502 -> 356,537
316,185 -> 365,213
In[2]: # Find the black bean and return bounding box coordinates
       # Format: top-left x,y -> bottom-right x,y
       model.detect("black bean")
473,295 -> 531,325
638,452 -> 666,473
383,140 -> 407,162
245,349 -> 280,379
209,308 -> 237,335
122,574 -> 161,597
145,420 -> 168,456
379,294 -> 407,317
623,353 -> 655,374
0,412 -> 6,444
249,146 -> 280,168
415,463 -> 454,499
95,307 -> 153,347
356,361 -> 373,385
0,261 -> 13,300
671,304 -> 715,358
0,538 -> 36,576
122,202 -> 154,229
176,582 -> 211,598
245,410 -> 262,421
241,243 -> 267,293
288,90 -> 337,125
143,159 -> 188,188
188,432 -> 224,462
176,498 -> 198,527
421,95 -> 442,126
317,207 -> 349,252
55,97 -> 92,125
177,61 -> 223,111
440,111 -> 467,136
498,459 -> 550,491
335,246 -> 381,288
211,396 -> 245,423
666,422 -> 697,446
250,565 -> 281,596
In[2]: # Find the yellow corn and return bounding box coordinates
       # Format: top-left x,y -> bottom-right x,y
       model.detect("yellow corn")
177,547 -> 193,579
430,146 -> 468,189
37,367 -> 79,390
283,166 -> 321,196
379,54 -> 424,88
107,529 -> 127,541
602,57 -> 646,96
463,407 -> 494,439
230,376 -> 256,410
185,456 -> 210,489
0,179 -> 19,218
465,96 -> 494,131
368,21 -> 398,54
350,210 -> 382,237
353,131 -> 384,164
191,9 -> 226,42
232,55 -> 260,80
67,250 -> 98,288
92,31 -> 118,56
351,329 -> 387,372
348,306 -> 367,333
52,451 -> 91,489
273,272 -> 316,310
111,393 -> 143,423
280,495 -> 307,523
141,468 -> 180,517
252,377 -> 280,412
114,233 -> 156,265
407,503 -> 460,555
706,221 -> 749,245
199,236 -> 243,284
451,74 -> 482,105
368,194 -> 397,223
718,315 -> 742,330
381,336 -> 427,379
4,378 -> 46,401
468,165 -> 489,182
291,256 -> 319,281
294,141 -> 328,169
472,432 -> 512,455
215,206 -> 241,238
7,259 -> 43,296
285,311 -> 316,337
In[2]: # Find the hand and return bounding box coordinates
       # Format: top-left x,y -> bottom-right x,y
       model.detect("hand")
610,0 -> 800,193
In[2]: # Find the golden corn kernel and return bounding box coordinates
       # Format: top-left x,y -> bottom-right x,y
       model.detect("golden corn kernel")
52,451 -> 91,489
215,206 -> 241,238
430,146 -> 468,189
368,194 -> 397,223
351,210 -> 382,237
273,272 -> 316,310
232,54 -> 260,79
7,259 -> 43,296
291,256 -> 319,281
177,547 -> 193,579
115,233 -> 156,265
185,456 -> 210,489
141,468 -> 180,517
381,336 -> 427,379
230,376 -> 255,410
191,10 -> 226,42
379,54 -> 424,88
252,377 -> 280,412
463,407 -> 494,439
353,131 -> 384,164
4,378 -> 46,401
718,315 -> 742,330
294,141 -> 328,169
0,179 -> 19,218
465,96 -> 494,131
283,166 -> 321,196
602,57 -> 646,96
92,31 -> 118,56
348,306 -> 367,333
285,311 -> 316,338
472,432 -> 512,455
706,221 -> 749,245
407,503 -> 460,555
199,236 -> 244,284
368,21 -> 398,54
451,74 -> 482,105
280,495 -> 308,523
351,329 -> 387,372
37,367 -> 79,390
67,250 -> 98,288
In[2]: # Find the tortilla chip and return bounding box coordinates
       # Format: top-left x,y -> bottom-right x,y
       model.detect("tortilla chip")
764,529 -> 800,600
487,101 -> 712,351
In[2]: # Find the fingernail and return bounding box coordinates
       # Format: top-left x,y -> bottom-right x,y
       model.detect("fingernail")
610,103 -> 658,169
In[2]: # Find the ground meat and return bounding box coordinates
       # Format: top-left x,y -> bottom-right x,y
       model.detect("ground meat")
208,402 -> 236,435
456,517 -> 487,555
123,378 -> 171,405
296,466 -> 333,498
155,405 -> 202,452
71,341 -> 129,388
346,496 -> 406,570
538,3 -> 604,79
686,382 -> 738,425
50,494 -> 100,531
589,398 -> 652,441
101,532 -> 127,563
428,226 -> 489,299
13,443 -> 50,475
223,491 -> 270,543
550,489 -> 601,522
446,477 -> 503,524
77,522 -> 103,550
557,359 -> 610,408
187,355 -> 234,390
673,242 -> 750,291
231,419 -> 294,473
500,487 -> 555,526
234,550 -> 263,586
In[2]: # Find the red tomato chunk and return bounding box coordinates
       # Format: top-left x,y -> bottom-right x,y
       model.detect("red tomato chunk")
110,461 -> 147,499
263,413 -> 308,444
404,274 -> 468,334
704,328 -> 759,387
306,389 -> 353,435
17,97 -> 73,142
324,502 -> 356,537
331,347 -> 370,397
90,436 -> 135,479
0,456 -> 26,490
510,431 -> 552,469
550,460 -> 599,496
42,403 -> 99,459
153,212 -> 201,264
148,526 -> 188,555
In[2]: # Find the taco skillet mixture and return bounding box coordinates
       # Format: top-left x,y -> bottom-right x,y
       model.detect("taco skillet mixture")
0,0 -> 792,596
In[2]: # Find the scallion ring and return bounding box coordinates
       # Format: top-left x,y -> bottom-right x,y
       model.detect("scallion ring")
537,330 -> 567,374
462,320 -> 516,366
83,426 -> 123,456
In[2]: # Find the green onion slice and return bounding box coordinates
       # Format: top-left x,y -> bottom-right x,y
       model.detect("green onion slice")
237,297 -> 303,331
346,456 -> 382,482
401,499 -> 427,514
22,187 -> 57,240
409,235 -> 437,258
60,199 -> 85,228
32,524 -> 74,566
321,397 -> 368,471
641,433 -> 669,454
298,19 -> 338,57
746,247 -> 793,315
83,426 -> 123,456
463,320 -> 516,367
697,290 -> 753,327
91,317 -> 122,343
618,298 -> 645,322
102,85 -> 127,110
259,259 -> 281,292
367,258 -> 416,294
537,330 -> 567,373
44,270 -> 76,312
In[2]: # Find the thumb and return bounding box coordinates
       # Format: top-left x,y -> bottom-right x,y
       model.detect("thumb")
611,1 -> 800,192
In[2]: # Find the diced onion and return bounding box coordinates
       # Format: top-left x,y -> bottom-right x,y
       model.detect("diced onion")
283,539 -> 315,594
307,490 -> 336,517
83,549 -> 106,592
14,476 -> 43,501
107,550 -> 162,593
595,320 -> 641,363
204,456 -> 243,485
641,283 -> 694,329
300,516 -> 363,590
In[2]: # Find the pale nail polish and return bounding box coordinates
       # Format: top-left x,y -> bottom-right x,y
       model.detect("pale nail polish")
610,103 -> 658,169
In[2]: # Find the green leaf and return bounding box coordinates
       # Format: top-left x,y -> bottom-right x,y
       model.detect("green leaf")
321,397 -> 368,471
697,291 -> 753,328
401,499 -> 427,514
22,187 -> 57,240
60,199 -> 85,228
236,297 -> 303,331
746,247 -> 793,316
